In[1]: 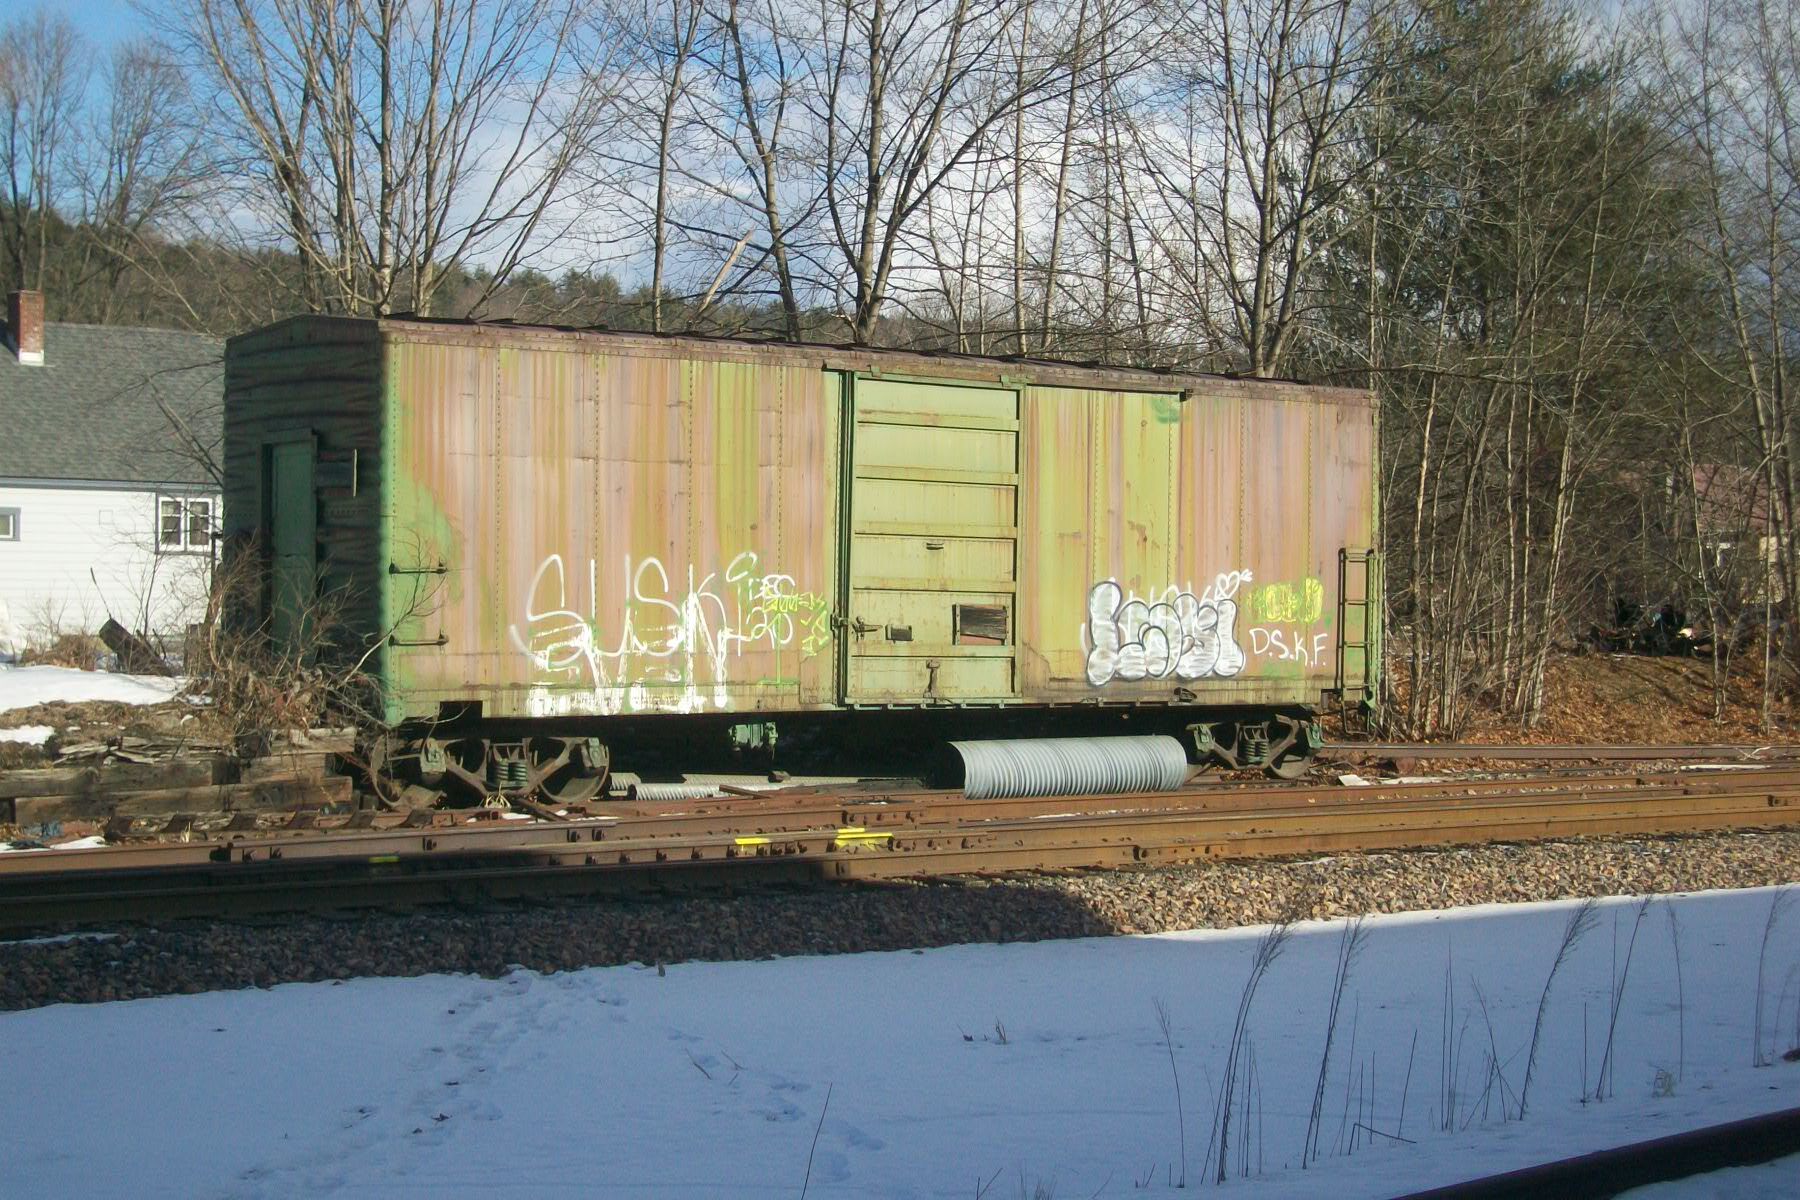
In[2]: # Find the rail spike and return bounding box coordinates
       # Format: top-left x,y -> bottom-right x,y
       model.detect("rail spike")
949,735 -> 1190,801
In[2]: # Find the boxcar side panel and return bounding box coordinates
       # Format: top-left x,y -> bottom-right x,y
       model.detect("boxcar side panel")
1018,383 -> 1377,707
383,339 -> 839,721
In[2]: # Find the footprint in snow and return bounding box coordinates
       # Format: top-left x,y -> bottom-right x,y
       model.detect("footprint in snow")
830,1120 -> 885,1152
339,1104 -> 377,1129
452,1019 -> 501,1061
757,1099 -> 804,1122
810,1148 -> 852,1185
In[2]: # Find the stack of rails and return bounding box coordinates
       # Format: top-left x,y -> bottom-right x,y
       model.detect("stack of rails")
1,766 -> 1795,929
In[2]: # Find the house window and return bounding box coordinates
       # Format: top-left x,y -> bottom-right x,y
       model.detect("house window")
158,497 -> 213,553
0,507 -> 17,541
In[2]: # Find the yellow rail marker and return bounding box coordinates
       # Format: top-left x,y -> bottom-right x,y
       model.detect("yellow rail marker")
368,855 -> 399,864
834,827 -> 893,847
733,836 -> 771,847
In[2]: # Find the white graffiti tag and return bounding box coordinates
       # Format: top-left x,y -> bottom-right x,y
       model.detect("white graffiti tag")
508,551 -> 830,715
1084,572 -> 1250,686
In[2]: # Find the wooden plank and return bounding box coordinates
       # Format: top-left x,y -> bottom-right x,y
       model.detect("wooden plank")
241,751 -> 335,783
280,728 -> 357,753
99,619 -> 175,676
12,776 -> 352,823
0,759 -> 219,799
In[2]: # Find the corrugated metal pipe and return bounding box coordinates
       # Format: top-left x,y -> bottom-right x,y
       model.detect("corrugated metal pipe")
627,782 -> 725,802
948,735 -> 1191,800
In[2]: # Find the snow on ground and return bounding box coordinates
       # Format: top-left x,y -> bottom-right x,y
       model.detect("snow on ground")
0,725 -> 52,745
5,888 -> 1799,1199
0,836 -> 111,854
0,664 -> 183,715
1622,1154 -> 1800,1198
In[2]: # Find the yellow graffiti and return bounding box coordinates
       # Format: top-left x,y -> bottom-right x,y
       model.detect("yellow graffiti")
726,556 -> 833,657
1249,577 -> 1324,624
759,588 -> 833,655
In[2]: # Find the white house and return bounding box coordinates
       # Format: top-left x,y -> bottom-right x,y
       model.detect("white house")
0,289 -> 224,659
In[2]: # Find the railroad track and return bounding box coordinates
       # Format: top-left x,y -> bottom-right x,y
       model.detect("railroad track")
1,765 -> 1796,930
1324,741 -> 1800,761
67,755 -> 1799,845
1392,1104 -> 1800,1199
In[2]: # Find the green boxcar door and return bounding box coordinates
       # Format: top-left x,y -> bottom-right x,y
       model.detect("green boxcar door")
268,439 -> 317,653
842,377 -> 1020,703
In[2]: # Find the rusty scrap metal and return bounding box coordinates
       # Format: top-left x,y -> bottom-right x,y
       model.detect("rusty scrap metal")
5,766 -> 1794,929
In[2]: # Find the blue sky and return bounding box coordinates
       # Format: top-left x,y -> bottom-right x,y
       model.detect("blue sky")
2,0 -> 149,47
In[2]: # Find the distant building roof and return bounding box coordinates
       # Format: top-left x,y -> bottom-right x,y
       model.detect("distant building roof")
1692,463 -> 1772,534
0,320 -> 223,489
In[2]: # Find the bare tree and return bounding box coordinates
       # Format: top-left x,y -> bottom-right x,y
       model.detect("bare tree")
808,0 -> 1091,342
152,0 -> 624,317
576,0 -> 713,330
714,0 -> 810,338
1657,0 -> 1800,693
67,42 -> 209,322
0,10 -> 83,291
644,0 -> 708,330
1141,0 -> 1404,376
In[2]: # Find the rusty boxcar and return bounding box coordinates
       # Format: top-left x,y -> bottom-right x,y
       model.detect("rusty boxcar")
224,317 -> 1378,800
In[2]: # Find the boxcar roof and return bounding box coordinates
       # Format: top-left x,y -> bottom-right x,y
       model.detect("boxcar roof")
226,314 -> 1371,407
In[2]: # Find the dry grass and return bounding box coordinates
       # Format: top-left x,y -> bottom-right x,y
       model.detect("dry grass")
16,634 -> 109,670
1374,651 -> 1799,744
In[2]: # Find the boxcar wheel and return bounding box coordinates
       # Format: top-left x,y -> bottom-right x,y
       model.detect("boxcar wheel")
1264,748 -> 1316,780
527,736 -> 607,805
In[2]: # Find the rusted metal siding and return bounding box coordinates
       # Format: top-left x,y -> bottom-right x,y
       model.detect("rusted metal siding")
222,317 -> 384,658
382,337 -> 839,720
1018,382 -> 1377,707
225,316 -> 1376,722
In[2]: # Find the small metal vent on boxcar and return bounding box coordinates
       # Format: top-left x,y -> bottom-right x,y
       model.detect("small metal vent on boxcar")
953,603 -> 1008,645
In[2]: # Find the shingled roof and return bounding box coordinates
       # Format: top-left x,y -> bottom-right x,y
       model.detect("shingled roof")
0,320 -> 224,489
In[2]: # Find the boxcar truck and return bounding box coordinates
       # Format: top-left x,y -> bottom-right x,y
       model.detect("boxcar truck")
223,318 -> 1378,802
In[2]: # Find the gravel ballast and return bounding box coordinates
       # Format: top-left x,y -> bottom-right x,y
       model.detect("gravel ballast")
2,830 -> 1797,1011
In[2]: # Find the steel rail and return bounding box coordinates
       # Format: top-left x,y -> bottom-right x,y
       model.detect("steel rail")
4,784 -> 1786,925
0,768 -> 1795,928
9,767 -> 1800,876
7,784 -> 1778,935
1324,742 -> 1800,760
35,761 -> 1779,852
1388,1104 -> 1800,1199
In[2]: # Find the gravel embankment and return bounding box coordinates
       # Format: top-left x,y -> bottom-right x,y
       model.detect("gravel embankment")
3,831 -> 1797,1011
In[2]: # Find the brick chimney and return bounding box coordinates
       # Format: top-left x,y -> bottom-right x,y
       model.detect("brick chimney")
7,289 -> 44,366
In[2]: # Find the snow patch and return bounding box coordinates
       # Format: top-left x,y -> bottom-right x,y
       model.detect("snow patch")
0,835 -> 110,854
0,664 -> 183,714
3,888 -> 1798,1197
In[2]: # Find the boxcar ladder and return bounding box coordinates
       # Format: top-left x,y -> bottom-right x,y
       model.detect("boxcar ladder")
1333,548 -> 1378,734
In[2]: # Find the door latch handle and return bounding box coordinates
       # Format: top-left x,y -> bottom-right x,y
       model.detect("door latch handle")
849,617 -> 879,637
